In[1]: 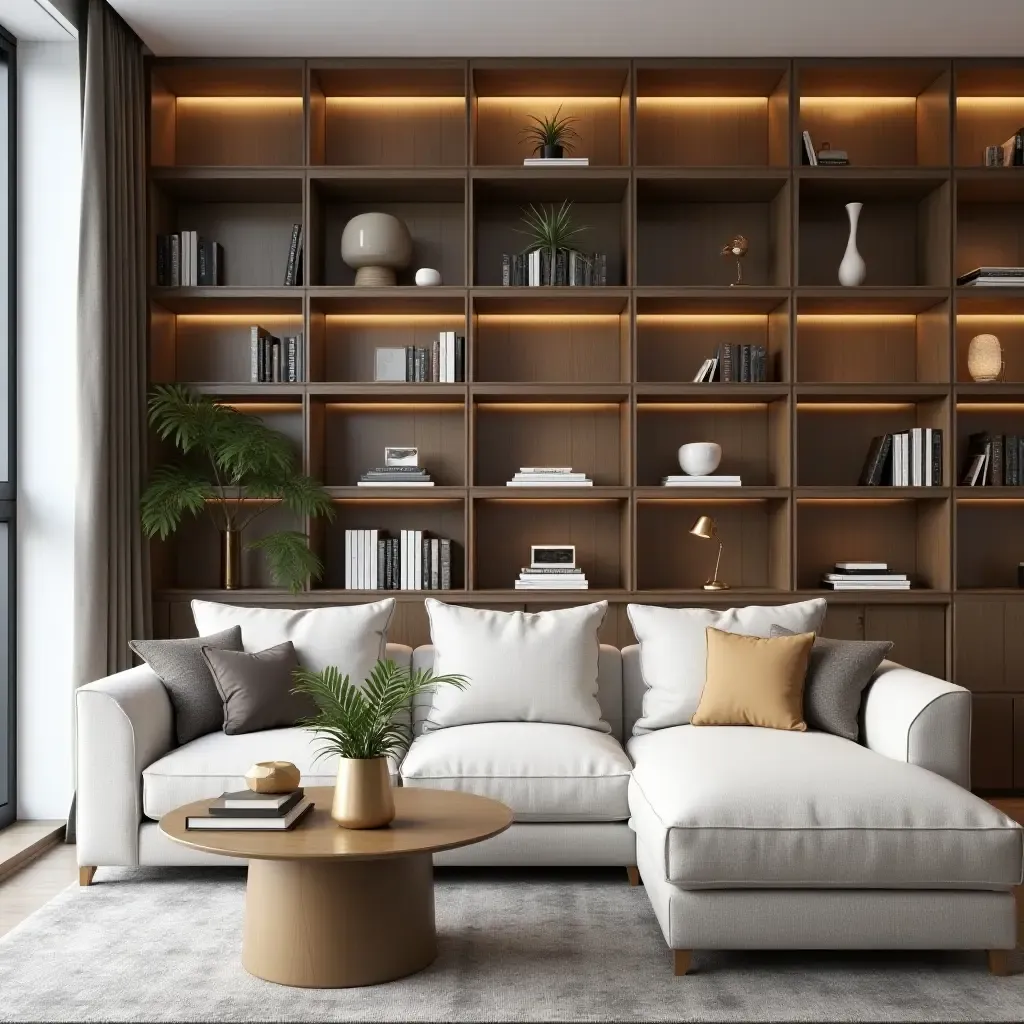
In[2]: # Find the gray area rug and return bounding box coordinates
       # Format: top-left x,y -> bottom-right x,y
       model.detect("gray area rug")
1,867 -> 1023,1022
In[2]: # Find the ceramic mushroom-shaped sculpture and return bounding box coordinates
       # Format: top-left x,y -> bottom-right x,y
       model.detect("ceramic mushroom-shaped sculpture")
244,760 -> 301,794
340,212 -> 413,287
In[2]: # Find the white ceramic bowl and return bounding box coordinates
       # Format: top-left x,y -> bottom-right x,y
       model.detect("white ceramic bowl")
415,267 -> 442,287
678,442 -> 722,476
340,212 -> 413,287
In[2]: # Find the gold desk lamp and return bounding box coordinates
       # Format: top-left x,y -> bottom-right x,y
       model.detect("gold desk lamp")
690,515 -> 730,591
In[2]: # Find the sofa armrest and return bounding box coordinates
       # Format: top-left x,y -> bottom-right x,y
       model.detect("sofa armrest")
76,664 -> 175,867
861,661 -> 971,789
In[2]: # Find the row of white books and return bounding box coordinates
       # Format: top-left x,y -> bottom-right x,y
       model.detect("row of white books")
507,467 -> 593,487
344,528 -> 453,591
662,475 -> 741,487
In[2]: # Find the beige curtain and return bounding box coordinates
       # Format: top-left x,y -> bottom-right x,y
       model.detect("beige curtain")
74,0 -> 150,690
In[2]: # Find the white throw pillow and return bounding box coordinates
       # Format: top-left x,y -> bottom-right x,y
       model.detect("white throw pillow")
423,599 -> 610,733
627,599 -> 827,734
191,599 -> 394,680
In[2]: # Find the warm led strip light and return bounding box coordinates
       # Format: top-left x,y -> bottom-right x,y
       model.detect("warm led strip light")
324,315 -> 459,325
175,315 -> 300,326
800,96 -> 917,107
325,96 -> 464,107
798,403 -> 916,412
956,97 -> 1024,108
636,96 -> 767,108
639,403 -> 767,412
476,95 -> 620,106
219,403 -> 300,413
797,314 -> 918,325
477,315 -> 619,325
476,403 -> 621,412
175,96 -> 302,108
636,314 -> 767,325
324,402 -> 463,412
956,315 -> 1024,324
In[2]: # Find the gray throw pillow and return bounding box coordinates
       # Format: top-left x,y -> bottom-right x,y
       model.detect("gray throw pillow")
770,625 -> 893,742
201,641 -> 313,736
130,627 -> 243,745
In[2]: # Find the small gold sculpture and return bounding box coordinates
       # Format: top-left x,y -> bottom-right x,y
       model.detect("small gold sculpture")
720,235 -> 749,286
244,760 -> 301,794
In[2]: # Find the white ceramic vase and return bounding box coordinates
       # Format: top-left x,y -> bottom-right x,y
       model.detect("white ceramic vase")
838,202 -> 866,287
340,212 -> 413,287
678,442 -> 722,476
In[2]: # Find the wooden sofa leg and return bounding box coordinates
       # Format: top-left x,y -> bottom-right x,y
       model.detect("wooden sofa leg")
79,866 -> 96,887
626,865 -> 640,887
673,950 -> 692,976
988,950 -> 1011,976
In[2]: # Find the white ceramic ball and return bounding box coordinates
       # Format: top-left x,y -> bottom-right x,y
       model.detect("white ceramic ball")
678,442 -> 722,476
415,268 -> 442,287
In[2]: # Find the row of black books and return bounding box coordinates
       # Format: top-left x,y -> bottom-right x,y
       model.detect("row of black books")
501,250 -> 608,287
399,338 -> 466,383
250,327 -> 304,383
956,266 -> 1024,287
692,344 -> 770,383
186,788 -> 311,831
156,232 -> 223,287
983,128 -> 1023,167
344,528 -> 454,591
821,562 -> 910,591
283,223 -> 303,286
960,433 -> 1024,486
859,429 -> 943,487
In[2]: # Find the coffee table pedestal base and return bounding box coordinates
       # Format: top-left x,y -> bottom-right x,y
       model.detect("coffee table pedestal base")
242,853 -> 436,987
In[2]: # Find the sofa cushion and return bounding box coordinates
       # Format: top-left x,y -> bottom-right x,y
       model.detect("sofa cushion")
627,725 -> 1024,889
627,599 -> 826,734
191,598 -> 394,678
142,728 -> 397,820
400,722 -> 632,822
422,600 -> 610,733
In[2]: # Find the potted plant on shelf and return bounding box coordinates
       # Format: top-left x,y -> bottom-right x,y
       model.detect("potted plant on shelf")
516,199 -> 589,286
519,104 -> 581,159
140,384 -> 334,593
292,659 -> 470,829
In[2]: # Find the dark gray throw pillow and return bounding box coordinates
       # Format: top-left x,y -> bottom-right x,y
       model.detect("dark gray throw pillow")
201,641 -> 313,736
130,627 -> 243,745
770,625 -> 893,742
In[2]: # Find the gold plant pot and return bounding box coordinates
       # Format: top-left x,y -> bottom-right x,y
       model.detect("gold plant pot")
331,757 -> 395,829
221,528 -> 242,590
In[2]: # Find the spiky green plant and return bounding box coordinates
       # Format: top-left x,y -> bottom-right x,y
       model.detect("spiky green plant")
518,104 -> 581,155
292,659 -> 470,762
140,384 -> 334,592
515,200 -> 590,285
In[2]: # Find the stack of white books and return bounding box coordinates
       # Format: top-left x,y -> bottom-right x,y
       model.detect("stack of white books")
507,467 -> 593,487
661,474 -> 741,487
821,562 -> 911,591
515,567 -> 589,590
523,157 -> 590,166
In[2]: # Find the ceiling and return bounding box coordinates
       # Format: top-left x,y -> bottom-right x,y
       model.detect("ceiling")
108,0 -> 1024,57
0,0 -> 76,40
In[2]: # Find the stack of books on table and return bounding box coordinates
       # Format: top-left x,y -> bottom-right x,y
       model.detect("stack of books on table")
507,467 -> 593,487
662,474 -> 741,488
821,562 -> 910,591
957,267 -> 1024,288
185,788 -> 312,831
515,566 -> 589,591
358,466 -> 434,487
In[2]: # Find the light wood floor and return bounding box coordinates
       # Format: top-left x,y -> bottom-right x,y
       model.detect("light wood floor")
0,842 -> 78,939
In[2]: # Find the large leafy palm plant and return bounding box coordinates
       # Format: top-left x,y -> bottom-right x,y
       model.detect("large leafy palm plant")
140,384 -> 334,592
292,660 -> 469,761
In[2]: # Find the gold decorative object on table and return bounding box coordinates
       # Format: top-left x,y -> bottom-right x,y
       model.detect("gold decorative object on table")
690,515 -> 730,591
720,234 -> 749,286
245,760 -> 301,794
967,333 -> 1003,382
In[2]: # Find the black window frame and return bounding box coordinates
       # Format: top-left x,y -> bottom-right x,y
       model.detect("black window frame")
0,24 -> 16,831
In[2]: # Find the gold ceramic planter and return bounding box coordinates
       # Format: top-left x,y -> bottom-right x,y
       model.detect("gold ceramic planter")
332,757 -> 395,829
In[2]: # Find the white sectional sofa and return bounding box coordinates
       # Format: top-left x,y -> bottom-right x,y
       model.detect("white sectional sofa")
75,604 -> 1024,974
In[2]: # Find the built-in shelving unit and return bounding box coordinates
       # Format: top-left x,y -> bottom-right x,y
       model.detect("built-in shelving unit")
148,57 -> 1024,792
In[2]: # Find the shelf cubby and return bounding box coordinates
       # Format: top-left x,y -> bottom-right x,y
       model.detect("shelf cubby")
954,64 -> 1024,168
954,398 -> 1024,479
635,496 -> 790,590
955,174 -> 1024,282
956,303 -> 1024,383
797,398 -> 949,486
472,399 -> 628,487
309,174 -> 467,287
956,498 -> 1024,589
797,174 -> 950,287
796,61 -> 950,167
309,64 -> 467,167
636,397 -> 789,487
636,174 -> 790,287
796,300 -> 950,383
150,65 -> 305,168
309,399 -> 466,487
635,63 -> 790,168
472,496 -> 629,590
796,497 -> 950,590
471,63 -> 630,167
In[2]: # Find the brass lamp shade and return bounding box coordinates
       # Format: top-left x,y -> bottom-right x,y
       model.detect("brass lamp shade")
689,515 -> 730,591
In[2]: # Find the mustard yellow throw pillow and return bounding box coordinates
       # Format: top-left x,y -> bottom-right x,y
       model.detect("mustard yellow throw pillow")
690,627 -> 815,731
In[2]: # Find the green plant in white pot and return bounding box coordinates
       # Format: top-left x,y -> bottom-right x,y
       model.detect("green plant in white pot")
292,659 -> 469,829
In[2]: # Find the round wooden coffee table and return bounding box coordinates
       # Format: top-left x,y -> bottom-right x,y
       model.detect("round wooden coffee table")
161,786 -> 512,988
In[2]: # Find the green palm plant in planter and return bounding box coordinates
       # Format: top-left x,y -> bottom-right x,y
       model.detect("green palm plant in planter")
140,384 -> 334,593
292,659 -> 469,829
519,104 -> 581,159
516,200 -> 590,286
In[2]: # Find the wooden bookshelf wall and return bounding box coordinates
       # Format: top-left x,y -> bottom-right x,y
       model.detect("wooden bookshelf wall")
148,57 -> 1024,792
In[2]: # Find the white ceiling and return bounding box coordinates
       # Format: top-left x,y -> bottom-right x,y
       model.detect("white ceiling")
0,0 -> 76,40
108,0 -> 1024,58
